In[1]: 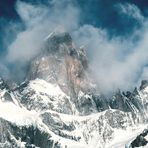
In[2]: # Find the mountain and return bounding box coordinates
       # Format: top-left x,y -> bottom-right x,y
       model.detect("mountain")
0,32 -> 148,148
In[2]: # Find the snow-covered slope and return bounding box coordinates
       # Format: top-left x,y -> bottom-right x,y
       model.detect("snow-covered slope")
0,77 -> 147,148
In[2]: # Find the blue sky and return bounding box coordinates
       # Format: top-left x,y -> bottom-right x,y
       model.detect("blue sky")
0,0 -> 148,34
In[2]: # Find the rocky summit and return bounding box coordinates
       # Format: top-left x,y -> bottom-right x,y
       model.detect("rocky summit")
0,32 -> 148,148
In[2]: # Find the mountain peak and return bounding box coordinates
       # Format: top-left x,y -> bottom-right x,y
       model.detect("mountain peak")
45,30 -> 72,42
43,31 -> 73,55
27,31 -> 91,97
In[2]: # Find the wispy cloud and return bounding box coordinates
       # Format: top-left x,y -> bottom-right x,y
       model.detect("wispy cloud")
6,0 -> 80,63
116,3 -> 144,22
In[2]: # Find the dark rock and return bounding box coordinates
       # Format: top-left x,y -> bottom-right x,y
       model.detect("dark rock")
140,80 -> 148,90
0,117 -> 60,148
130,129 -> 148,148
0,78 -> 9,90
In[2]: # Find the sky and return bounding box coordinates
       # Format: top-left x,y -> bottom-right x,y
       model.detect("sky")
0,0 -> 148,93
0,0 -> 148,34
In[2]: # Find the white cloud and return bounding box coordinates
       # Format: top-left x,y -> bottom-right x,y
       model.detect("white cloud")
116,3 -> 144,22
73,21 -> 148,93
6,0 -> 80,63
4,1 -> 148,93
0,63 -> 10,79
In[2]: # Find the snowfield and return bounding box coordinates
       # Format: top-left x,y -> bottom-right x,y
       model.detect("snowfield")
0,101 -> 38,126
0,78 -> 148,148
0,100 -> 146,148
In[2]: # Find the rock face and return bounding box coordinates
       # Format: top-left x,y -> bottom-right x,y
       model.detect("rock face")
130,129 -> 148,147
27,32 -> 98,115
27,32 -> 90,97
0,32 -> 148,148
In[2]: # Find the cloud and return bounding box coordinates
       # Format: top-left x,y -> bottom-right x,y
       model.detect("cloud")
73,25 -> 136,92
72,3 -> 148,93
6,0 -> 80,63
115,3 -> 144,22
2,0 -> 148,93
0,63 -> 10,79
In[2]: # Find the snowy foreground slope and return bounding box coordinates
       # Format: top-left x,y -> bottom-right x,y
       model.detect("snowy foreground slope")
0,32 -> 148,148
0,78 -> 148,148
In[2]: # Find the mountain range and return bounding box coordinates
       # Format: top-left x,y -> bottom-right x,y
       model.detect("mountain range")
0,31 -> 148,148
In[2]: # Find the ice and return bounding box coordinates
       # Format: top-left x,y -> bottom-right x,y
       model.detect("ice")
106,125 -> 148,148
44,32 -> 54,40
0,101 -> 38,126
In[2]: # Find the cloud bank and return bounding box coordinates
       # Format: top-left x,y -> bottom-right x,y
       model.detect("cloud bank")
1,0 -> 148,93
